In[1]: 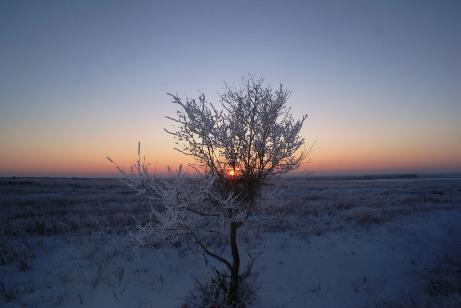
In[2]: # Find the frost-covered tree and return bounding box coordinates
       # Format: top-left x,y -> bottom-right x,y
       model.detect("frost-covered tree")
109,76 -> 307,306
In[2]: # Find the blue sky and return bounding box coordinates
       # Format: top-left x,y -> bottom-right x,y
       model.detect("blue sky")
1,0 -> 460,176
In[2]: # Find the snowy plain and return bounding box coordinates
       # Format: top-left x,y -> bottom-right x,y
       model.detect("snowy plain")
1,176 -> 460,307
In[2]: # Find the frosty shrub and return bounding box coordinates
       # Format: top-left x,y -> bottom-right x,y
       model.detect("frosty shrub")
184,266 -> 258,308
109,76 -> 308,306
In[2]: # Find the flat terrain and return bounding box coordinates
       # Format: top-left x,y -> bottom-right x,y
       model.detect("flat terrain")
1,177 -> 460,307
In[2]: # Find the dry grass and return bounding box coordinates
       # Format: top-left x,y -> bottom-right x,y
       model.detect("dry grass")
0,178 -> 152,237
260,177 -> 461,237
1,177 -> 460,241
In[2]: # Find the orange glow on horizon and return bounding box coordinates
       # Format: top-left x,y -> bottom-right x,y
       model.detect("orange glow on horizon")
1,133 -> 461,177
1,144 -> 461,177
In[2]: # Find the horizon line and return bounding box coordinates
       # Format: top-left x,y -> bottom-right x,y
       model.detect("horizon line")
2,171 -> 461,180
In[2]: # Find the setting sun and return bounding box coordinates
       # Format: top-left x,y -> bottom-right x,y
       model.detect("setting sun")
226,167 -> 239,178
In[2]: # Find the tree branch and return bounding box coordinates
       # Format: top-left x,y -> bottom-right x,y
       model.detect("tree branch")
189,231 -> 232,270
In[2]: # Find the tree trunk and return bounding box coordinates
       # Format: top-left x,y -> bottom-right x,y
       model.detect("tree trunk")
228,222 -> 240,306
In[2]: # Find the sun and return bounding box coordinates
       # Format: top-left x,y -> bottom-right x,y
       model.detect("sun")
226,167 -> 239,178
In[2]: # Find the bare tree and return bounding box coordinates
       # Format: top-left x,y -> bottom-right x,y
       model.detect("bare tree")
109,76 -> 308,306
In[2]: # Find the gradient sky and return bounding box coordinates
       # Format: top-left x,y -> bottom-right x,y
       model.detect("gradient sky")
1,0 -> 460,176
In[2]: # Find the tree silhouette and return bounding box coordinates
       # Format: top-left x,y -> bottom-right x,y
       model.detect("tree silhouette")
109,76 -> 308,306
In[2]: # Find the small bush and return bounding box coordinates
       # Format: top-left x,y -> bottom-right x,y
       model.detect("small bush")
0,240 -> 32,271
0,242 -> 16,265
183,269 -> 257,308
0,280 -> 18,302
346,208 -> 385,226
426,254 -> 461,297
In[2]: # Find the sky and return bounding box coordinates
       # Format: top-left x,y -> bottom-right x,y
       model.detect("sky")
0,0 -> 460,177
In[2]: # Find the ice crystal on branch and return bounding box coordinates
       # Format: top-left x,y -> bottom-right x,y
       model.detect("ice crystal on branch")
109,75 -> 308,306
166,76 -> 307,207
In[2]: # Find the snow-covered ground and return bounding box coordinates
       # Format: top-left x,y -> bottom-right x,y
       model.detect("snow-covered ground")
1,177 -> 460,307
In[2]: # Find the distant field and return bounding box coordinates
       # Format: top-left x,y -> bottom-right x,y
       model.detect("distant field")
2,176 -> 459,237
1,177 -> 460,307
